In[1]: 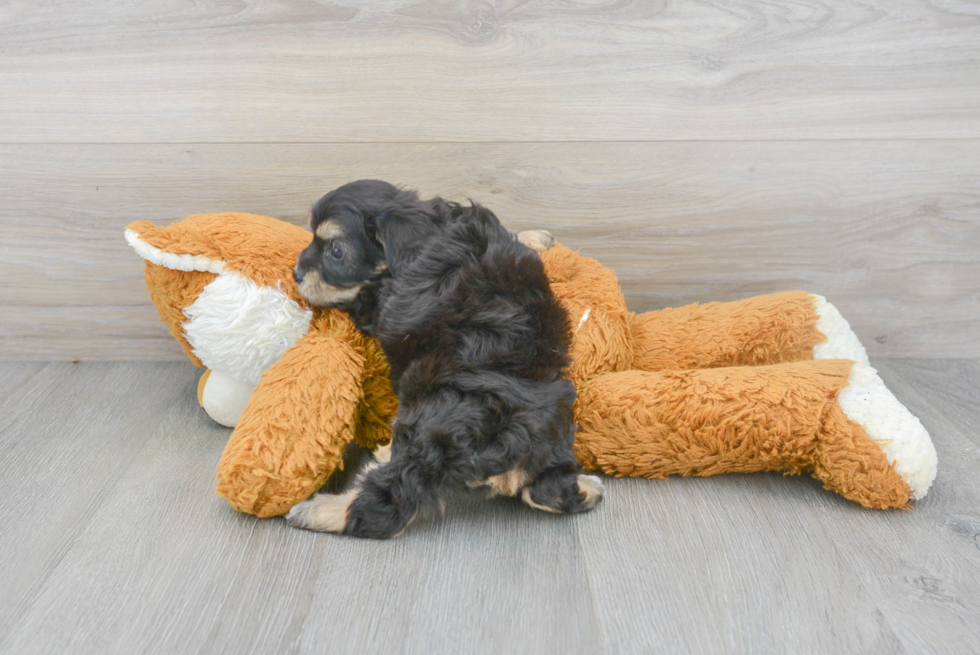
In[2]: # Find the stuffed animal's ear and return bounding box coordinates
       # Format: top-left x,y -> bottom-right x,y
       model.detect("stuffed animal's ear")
126,213 -> 313,291
125,219 -> 226,274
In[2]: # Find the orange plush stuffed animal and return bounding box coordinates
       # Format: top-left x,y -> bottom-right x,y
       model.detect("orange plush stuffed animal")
126,213 -> 937,517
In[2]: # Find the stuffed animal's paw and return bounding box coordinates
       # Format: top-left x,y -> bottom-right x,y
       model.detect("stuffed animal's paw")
215,332 -> 367,518
835,362 -> 937,500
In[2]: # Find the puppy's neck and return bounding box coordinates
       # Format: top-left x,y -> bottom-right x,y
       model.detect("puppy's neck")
340,280 -> 384,336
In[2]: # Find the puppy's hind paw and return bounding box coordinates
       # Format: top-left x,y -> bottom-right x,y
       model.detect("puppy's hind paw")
285,491 -> 356,533
517,229 -> 555,253
522,473 -> 605,514
577,474 -> 605,511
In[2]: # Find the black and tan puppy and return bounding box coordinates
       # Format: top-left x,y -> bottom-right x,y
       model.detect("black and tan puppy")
287,180 -> 603,538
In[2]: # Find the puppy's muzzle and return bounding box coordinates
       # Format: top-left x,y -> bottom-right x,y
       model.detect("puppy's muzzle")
295,268 -> 362,307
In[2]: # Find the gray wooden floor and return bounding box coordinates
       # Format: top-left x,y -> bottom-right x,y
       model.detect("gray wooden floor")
0,360 -> 978,655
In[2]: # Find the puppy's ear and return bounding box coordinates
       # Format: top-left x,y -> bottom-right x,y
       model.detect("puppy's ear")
374,208 -> 426,275
375,195 -> 454,274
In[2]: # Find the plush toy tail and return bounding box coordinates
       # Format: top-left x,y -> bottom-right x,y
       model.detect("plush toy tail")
573,359 -> 936,509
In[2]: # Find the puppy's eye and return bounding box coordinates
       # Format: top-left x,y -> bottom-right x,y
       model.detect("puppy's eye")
328,243 -> 344,260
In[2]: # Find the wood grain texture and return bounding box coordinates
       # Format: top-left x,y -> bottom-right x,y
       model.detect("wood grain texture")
2,360 -> 979,654
293,494 -> 602,655
877,359 -> 980,448
2,141 -> 977,359
0,362 -> 198,646
1,0 -> 979,142
0,363 -> 602,655
577,474 -> 906,653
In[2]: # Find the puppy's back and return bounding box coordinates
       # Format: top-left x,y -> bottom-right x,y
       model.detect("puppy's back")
378,204 -> 572,382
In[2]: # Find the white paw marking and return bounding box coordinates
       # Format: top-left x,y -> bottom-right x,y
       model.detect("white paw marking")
285,491 -> 357,532
373,443 -> 392,464
577,474 -> 605,508
516,230 -> 555,253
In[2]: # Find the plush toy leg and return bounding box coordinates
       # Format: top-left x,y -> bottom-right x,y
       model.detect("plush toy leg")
573,359 -> 936,508
215,332 -> 367,518
628,291 -> 867,371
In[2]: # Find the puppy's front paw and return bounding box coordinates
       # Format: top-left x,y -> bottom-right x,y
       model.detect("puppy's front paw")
373,442 -> 392,464
285,492 -> 356,532
517,230 -> 555,253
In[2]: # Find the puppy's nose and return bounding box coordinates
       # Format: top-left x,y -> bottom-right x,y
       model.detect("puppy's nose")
293,267 -> 305,284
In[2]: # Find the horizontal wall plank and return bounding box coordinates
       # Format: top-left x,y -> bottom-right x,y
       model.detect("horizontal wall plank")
1,141 -> 977,359
1,0 -> 978,142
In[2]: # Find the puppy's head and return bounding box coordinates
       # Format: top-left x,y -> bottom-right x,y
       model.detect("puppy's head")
294,180 -> 454,307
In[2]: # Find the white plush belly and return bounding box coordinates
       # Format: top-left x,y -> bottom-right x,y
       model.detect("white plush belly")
183,272 -> 313,385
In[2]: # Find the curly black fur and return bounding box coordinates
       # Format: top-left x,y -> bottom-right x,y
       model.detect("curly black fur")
289,180 -> 603,538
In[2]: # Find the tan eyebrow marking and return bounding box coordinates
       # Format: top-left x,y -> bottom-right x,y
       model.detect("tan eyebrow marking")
315,220 -> 344,241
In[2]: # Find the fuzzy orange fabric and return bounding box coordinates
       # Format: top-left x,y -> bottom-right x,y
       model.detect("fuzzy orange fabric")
216,319 -> 364,517
537,245 -> 910,509
129,214 -> 396,517
574,361 -> 909,509
129,214 -> 314,298
215,310 -> 400,517
128,213 -> 914,516
538,243 -> 636,385
629,291 -> 824,371
143,263 -> 214,366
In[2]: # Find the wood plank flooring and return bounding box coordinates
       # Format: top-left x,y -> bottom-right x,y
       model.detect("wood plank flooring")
0,360 -> 977,655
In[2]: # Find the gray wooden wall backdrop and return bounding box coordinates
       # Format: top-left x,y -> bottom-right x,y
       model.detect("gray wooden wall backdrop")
1,0 -> 978,360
